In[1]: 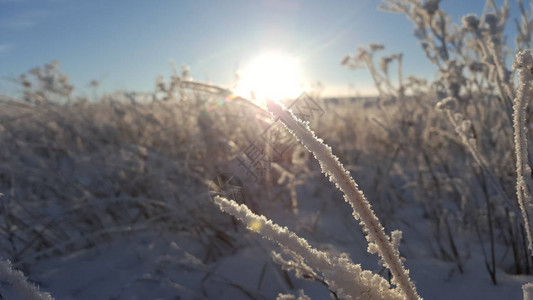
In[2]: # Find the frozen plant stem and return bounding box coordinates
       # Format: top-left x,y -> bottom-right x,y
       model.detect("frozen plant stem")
513,49 -> 533,253
214,196 -> 404,300
524,282 -> 533,300
266,100 -> 420,300
437,102 -> 513,211
0,260 -> 53,300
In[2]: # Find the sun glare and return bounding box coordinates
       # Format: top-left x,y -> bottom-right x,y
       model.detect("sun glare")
235,53 -> 302,103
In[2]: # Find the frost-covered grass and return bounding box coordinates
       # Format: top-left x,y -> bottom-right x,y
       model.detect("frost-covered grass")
2,0 -> 533,299
0,260 -> 52,300
2,79 -> 533,299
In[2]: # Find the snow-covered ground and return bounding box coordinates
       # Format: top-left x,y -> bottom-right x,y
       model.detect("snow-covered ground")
2,82 -> 533,299
4,177 -> 532,299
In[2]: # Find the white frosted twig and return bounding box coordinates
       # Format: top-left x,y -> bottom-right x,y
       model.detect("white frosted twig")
0,260 -> 53,300
512,49 -> 533,253
436,97 -> 515,211
266,100 -> 420,300
276,290 -> 311,300
214,196 -> 403,300
524,282 -> 533,300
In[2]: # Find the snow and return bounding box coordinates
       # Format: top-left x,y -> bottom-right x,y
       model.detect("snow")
3,180 -> 531,299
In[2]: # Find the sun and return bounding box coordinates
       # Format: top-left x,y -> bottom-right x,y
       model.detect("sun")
235,52 -> 303,103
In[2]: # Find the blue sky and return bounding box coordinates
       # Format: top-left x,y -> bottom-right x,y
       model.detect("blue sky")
0,0 -> 521,97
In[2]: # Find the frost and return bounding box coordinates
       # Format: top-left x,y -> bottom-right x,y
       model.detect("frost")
0,260 -> 53,300
435,97 -> 457,111
368,243 -> 379,254
277,290 -> 311,300
512,49 -> 533,253
265,100 -> 420,300
214,196 -> 404,300
524,283 -> 533,300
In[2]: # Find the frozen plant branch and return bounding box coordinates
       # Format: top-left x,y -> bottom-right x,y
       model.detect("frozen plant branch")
214,196 -> 404,300
512,49 -> 533,253
435,97 -> 515,212
0,260 -> 53,300
266,100 -> 420,300
524,282 -> 533,300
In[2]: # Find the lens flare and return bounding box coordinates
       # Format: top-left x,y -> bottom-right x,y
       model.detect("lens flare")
248,220 -> 263,232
